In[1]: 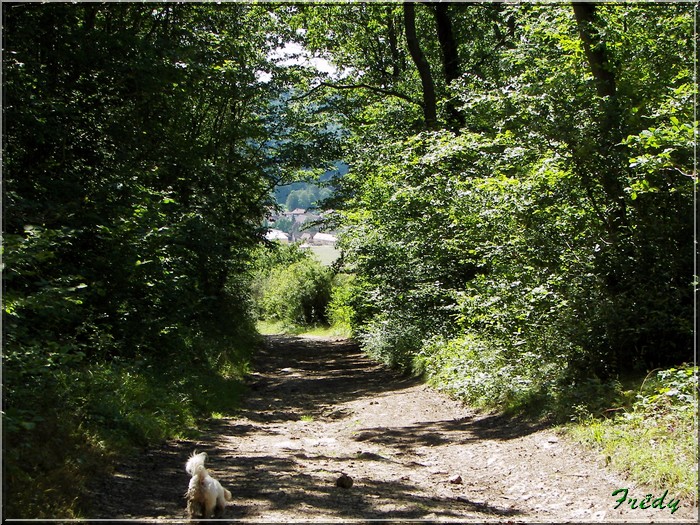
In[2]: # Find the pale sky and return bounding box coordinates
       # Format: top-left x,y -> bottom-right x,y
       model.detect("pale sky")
257,40 -> 341,83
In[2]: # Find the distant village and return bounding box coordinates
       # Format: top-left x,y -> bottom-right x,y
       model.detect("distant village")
264,207 -> 338,246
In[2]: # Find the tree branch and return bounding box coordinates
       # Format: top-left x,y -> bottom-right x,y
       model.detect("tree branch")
404,2 -> 438,128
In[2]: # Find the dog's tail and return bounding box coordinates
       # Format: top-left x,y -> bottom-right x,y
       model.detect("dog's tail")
186,451 -> 208,476
224,488 -> 233,501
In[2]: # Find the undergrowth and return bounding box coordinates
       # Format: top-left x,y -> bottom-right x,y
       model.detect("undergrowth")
565,365 -> 698,503
410,335 -> 697,502
2,335 -> 255,519
412,334 -> 624,420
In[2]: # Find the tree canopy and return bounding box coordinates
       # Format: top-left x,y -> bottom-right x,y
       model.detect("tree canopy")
284,2 -> 695,384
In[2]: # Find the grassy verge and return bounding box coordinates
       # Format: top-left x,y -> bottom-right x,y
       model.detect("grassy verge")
2,337 -> 256,519
307,244 -> 341,267
257,319 -> 352,339
564,365 -> 698,503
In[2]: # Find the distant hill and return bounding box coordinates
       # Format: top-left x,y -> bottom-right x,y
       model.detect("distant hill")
274,161 -> 348,211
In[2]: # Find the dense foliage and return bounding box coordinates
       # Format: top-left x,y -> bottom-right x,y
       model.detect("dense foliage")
1,3 -> 334,517
289,2 -> 695,412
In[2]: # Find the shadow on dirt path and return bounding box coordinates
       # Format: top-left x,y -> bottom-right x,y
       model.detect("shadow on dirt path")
237,335 -> 422,424
91,335 -> 697,522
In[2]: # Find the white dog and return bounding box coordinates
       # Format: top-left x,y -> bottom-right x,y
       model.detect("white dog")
185,451 -> 232,518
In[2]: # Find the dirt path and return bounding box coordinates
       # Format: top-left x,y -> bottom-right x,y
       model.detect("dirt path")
93,335 -> 697,522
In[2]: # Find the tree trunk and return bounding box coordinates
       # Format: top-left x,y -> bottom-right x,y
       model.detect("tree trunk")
572,1 -> 628,233
433,3 -> 464,130
434,4 -> 460,84
403,2 -> 437,129
572,2 -> 616,99
386,9 -> 402,79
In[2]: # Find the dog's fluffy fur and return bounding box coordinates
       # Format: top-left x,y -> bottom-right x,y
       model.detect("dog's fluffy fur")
185,451 -> 232,519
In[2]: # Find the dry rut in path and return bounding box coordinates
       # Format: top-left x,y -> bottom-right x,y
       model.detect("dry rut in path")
94,335 -> 697,522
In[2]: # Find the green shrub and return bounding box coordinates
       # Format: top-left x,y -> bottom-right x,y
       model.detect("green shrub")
414,332 -> 632,420
327,273 -> 357,333
359,312 -> 424,371
415,335 -> 562,411
257,254 -> 333,327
